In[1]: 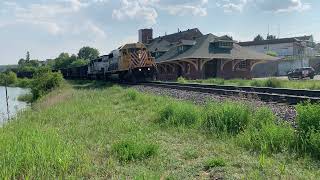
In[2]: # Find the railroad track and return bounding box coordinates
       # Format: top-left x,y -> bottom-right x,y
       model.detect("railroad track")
136,81 -> 320,105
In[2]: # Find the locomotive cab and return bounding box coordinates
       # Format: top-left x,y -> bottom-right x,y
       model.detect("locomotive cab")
118,43 -> 156,81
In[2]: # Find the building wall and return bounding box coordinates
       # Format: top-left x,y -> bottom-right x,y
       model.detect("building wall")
244,42 -> 295,57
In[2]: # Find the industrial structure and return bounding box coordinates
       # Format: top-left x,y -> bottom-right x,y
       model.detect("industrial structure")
140,28 -> 278,80
239,36 -> 316,60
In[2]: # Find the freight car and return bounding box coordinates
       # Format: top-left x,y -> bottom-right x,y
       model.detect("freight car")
61,42 -> 156,82
60,65 -> 88,79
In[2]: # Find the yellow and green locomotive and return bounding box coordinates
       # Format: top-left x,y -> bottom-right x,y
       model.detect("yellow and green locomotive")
87,42 -> 156,81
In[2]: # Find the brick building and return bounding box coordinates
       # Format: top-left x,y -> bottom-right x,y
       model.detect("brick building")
142,28 -> 278,80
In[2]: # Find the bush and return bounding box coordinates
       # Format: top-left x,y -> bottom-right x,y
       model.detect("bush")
112,139 -> 158,162
202,101 -> 252,135
16,78 -> 32,88
0,71 -> 17,85
158,102 -> 200,127
31,71 -> 64,100
204,157 -> 226,170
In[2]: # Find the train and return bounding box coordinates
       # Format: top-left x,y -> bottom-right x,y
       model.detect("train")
60,42 -> 157,82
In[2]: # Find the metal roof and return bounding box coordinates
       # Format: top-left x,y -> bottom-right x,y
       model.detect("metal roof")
238,35 -> 313,46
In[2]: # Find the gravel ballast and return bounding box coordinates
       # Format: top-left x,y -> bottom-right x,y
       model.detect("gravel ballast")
132,85 -> 297,126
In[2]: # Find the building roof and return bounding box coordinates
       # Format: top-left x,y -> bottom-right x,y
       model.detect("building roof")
147,39 -> 174,52
155,34 -> 279,63
150,28 -> 203,44
238,35 -> 313,46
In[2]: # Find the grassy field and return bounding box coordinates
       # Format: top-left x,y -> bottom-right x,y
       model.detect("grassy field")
178,77 -> 320,90
1,81 -> 320,179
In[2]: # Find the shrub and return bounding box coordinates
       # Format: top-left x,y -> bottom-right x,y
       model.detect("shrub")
202,101 -> 252,135
158,102 -> 200,127
16,78 -> 32,88
204,157 -> 226,170
0,71 -> 17,85
112,139 -> 158,162
31,71 -> 64,100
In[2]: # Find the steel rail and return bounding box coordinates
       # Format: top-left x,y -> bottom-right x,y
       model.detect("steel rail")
137,81 -> 320,105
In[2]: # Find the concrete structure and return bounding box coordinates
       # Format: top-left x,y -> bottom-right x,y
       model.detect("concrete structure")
143,29 -> 278,80
239,36 -> 316,60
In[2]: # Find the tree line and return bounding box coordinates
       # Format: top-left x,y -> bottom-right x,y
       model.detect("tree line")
7,46 -> 100,78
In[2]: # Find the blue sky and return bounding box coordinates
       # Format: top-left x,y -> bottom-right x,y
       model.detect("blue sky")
0,0 -> 319,65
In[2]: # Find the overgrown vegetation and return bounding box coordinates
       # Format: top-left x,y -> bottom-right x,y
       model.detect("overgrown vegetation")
1,82 -> 320,178
186,77 -> 320,90
112,138 -> 158,162
30,70 -> 64,100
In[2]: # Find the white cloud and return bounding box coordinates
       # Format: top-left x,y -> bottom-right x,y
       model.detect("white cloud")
112,0 -> 158,25
112,0 -> 209,25
217,0 -> 311,13
1,0 -> 107,37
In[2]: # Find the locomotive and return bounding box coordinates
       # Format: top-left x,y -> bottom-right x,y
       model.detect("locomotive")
60,42 -> 157,82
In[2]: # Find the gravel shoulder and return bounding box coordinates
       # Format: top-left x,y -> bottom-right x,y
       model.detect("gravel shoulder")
132,85 -> 297,126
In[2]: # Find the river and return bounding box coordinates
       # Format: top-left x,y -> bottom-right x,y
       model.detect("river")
0,86 -> 29,124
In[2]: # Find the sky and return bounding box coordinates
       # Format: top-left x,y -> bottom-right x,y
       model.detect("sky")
0,0 -> 319,65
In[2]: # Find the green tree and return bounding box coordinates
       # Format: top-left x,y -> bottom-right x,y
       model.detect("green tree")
18,58 -> 26,66
0,71 -> 17,85
254,34 -> 264,41
26,51 -> 30,62
69,59 -> 89,68
78,46 -> 99,60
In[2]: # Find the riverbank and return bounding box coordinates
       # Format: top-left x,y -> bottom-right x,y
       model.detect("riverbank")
0,86 -> 29,124
0,81 -> 319,179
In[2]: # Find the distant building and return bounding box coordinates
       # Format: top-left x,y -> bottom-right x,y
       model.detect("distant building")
239,36 -> 316,60
139,29 -> 153,44
140,28 -> 278,80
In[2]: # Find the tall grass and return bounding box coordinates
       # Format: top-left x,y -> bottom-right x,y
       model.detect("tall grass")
157,101 -> 201,127
0,125 -> 85,178
112,138 -> 158,162
188,78 -> 320,90
202,101 -> 252,135
295,103 -> 320,159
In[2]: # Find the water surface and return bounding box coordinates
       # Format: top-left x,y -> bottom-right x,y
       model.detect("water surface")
0,86 -> 29,124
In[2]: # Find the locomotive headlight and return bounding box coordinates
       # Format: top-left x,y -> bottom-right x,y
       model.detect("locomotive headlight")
148,68 -> 150,71
139,68 -> 142,71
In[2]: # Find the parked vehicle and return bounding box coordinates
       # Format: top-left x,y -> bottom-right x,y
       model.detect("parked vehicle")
287,67 -> 315,80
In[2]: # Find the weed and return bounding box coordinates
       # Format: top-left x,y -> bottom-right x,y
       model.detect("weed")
202,101 -> 252,135
158,102 -> 200,127
177,77 -> 187,84
112,139 -> 158,162
264,78 -> 282,88
204,157 -> 226,170
237,122 -> 295,154
182,148 -> 199,160
126,89 -> 139,101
